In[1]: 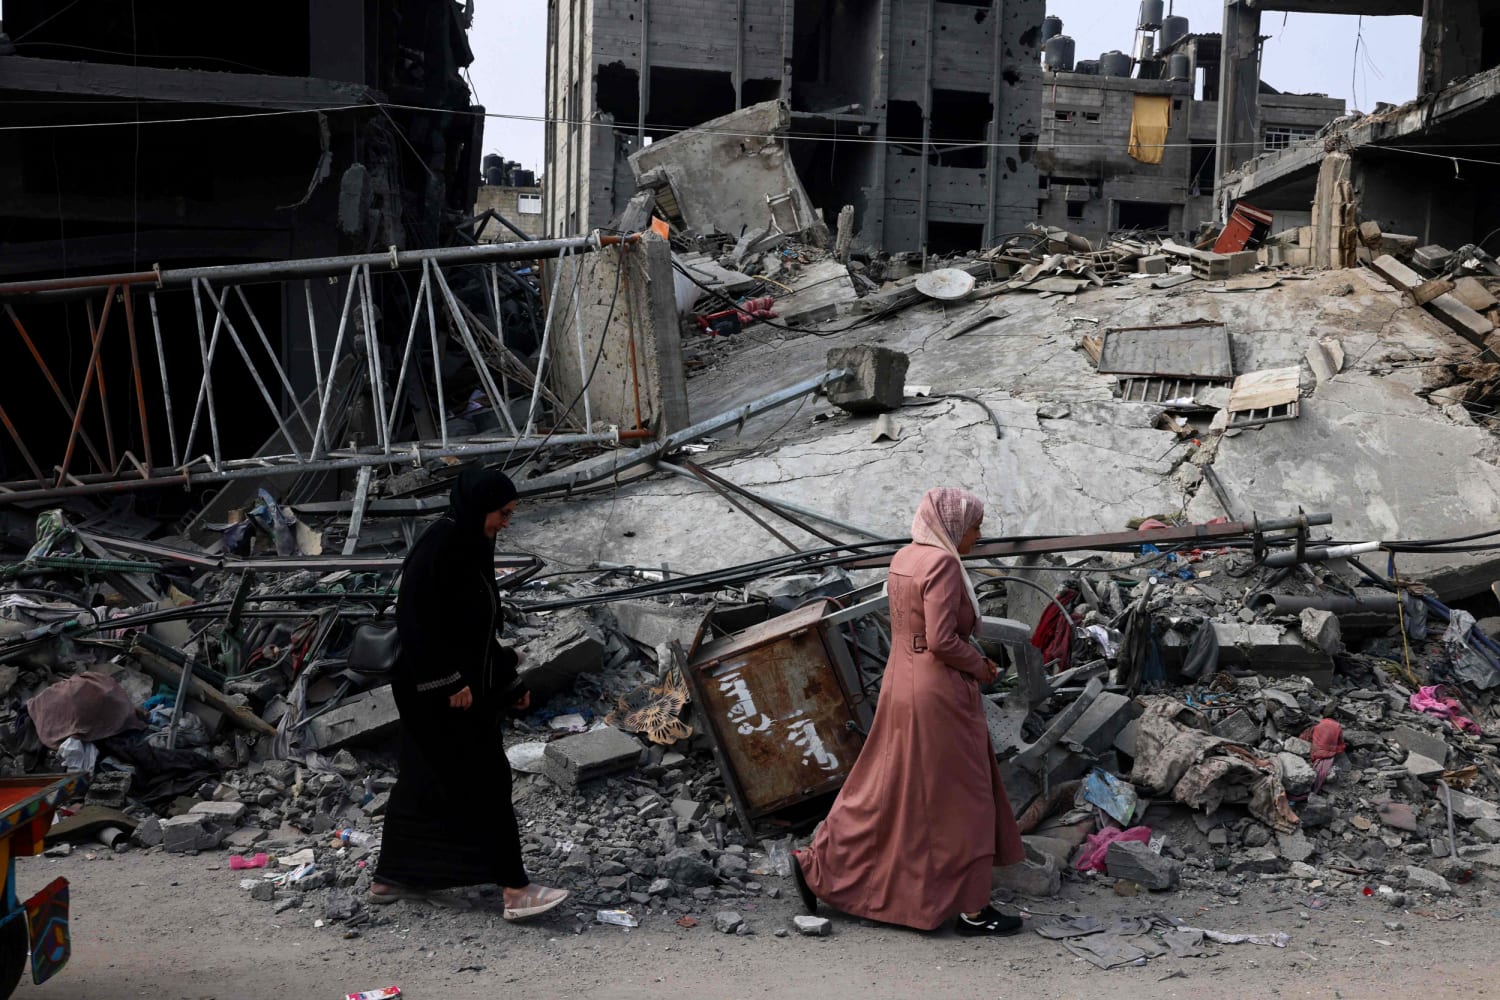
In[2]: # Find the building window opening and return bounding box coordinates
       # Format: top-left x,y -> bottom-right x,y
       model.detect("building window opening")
1115,201 -> 1173,232
929,89 -> 991,169
1066,201 -> 1086,220
1263,126 -> 1317,152
926,221 -> 984,254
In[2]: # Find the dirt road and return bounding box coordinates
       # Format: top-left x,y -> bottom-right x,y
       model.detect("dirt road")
13,848 -> 1500,1000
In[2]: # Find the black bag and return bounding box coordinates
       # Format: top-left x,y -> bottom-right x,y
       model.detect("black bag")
346,621 -> 401,680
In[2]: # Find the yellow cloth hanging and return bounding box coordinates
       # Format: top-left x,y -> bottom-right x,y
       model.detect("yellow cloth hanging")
1128,95 -> 1171,164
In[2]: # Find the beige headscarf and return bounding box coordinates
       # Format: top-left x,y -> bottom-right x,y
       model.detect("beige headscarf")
910,487 -> 984,629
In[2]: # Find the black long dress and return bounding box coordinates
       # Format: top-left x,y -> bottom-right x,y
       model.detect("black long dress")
374,473 -> 528,890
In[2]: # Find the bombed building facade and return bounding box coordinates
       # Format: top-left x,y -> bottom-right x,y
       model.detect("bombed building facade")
544,0 -> 1046,254
1036,10 -> 1344,241
1217,0 -> 1500,257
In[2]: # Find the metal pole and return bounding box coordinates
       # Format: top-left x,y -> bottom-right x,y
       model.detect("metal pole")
385,262 -> 429,446
184,278 -> 226,468
488,264 -> 514,405
200,280 -> 305,461
358,263 -> 392,453
429,261 -> 520,437
84,298 -> 118,474
234,285 -> 315,440
5,303 -> 109,471
571,251 -> 594,432
0,399 -> 45,484
310,266 -> 361,458
304,280 -> 325,400
121,288 -> 154,475
148,292 -> 180,469
524,245 -> 571,435
56,285 -> 116,486
422,259 -> 449,449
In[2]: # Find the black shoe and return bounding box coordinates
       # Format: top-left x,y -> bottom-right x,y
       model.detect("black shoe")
955,905 -> 1023,937
791,853 -> 819,914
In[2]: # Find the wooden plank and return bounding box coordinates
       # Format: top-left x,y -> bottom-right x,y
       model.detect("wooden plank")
1228,367 -> 1301,413
131,649 -> 278,736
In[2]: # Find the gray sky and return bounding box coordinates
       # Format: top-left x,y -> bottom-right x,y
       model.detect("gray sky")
469,1 -> 1421,178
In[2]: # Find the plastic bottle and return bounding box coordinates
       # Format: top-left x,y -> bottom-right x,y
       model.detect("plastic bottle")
334,828 -> 375,847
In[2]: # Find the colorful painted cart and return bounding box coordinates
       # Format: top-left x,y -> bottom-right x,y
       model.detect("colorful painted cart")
0,774 -> 87,998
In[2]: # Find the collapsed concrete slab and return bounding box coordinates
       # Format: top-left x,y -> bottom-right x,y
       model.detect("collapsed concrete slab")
628,101 -> 828,246
305,685 -> 400,751
519,615 -> 606,703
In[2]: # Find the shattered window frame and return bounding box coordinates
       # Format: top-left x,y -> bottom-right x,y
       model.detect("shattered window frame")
1263,125 -> 1317,153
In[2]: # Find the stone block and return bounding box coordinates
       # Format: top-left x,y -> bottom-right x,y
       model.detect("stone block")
1113,718 -> 1140,758
1404,751 -> 1445,781
189,800 -> 246,825
1442,787 -> 1500,822
160,814 -> 224,854
825,345 -> 909,414
1277,753 -> 1316,798
1471,818 -> 1500,842
1392,725 -> 1449,767
1276,828 -> 1315,863
1404,865 -> 1453,894
1212,709 -> 1262,745
1062,692 -> 1135,757
1106,840 -> 1180,890
543,726 -> 642,787
714,911 -> 744,934
132,816 -> 163,848
794,915 -> 832,937
305,685 -> 399,751
671,798 -> 706,824
1137,255 -> 1169,275
609,602 -> 707,652
992,842 -> 1061,897
519,615 -> 606,703
660,848 -> 717,888
1299,608 -> 1342,654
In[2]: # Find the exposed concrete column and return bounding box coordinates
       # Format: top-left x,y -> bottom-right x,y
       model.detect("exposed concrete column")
1213,0 -> 1262,216
548,234 -> 689,436
1421,0 -> 1484,97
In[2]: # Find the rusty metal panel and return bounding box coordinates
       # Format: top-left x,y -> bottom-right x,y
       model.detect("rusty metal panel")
688,601 -> 864,820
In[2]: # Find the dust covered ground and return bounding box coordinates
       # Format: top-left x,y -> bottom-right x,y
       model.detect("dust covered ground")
18,845 -> 1500,1000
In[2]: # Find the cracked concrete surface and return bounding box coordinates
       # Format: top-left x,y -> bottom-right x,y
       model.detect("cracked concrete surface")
513,267 -> 1500,598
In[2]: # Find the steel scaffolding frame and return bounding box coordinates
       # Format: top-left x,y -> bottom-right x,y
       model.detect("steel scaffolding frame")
0,233 -> 648,504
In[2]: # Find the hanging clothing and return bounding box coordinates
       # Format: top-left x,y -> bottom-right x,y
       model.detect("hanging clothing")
796,542 -> 1025,931
375,468 -> 529,891
1127,94 -> 1171,164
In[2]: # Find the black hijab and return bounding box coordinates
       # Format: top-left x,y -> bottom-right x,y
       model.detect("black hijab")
448,466 -> 518,536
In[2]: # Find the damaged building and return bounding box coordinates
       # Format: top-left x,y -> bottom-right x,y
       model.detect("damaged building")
1215,0 -> 1500,253
1036,10 -> 1344,240
544,0 -> 1045,253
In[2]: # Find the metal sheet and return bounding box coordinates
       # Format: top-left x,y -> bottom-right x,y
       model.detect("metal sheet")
1098,321 -> 1233,378
687,601 -> 865,820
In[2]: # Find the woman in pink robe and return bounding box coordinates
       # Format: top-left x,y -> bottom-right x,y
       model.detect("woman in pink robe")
793,488 -> 1025,935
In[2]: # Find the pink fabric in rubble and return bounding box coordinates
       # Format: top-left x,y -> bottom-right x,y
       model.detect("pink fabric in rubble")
1410,685 -> 1481,735
1074,825 -> 1152,873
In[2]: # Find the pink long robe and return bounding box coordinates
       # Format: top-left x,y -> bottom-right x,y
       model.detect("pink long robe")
797,543 -> 1024,930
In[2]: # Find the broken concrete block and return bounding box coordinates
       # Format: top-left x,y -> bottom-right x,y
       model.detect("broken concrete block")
305,685 -> 399,751
1276,828 -> 1315,863
1137,255 -> 1168,275
133,816 -> 163,849
1414,244 -> 1455,273
1442,787 -> 1500,822
714,911 -> 744,934
609,602 -> 705,652
1404,865 -> 1453,894
519,614 -> 606,702
1277,753 -> 1316,798
1212,709 -> 1262,745
543,726 -> 642,787
1106,840 -> 1180,891
793,915 -> 832,937
670,798 -> 706,824
1392,725 -> 1449,767
992,842 -> 1061,897
1358,220 -> 1383,247
189,800 -> 246,825
1113,718 -> 1140,758
1211,622 -> 1333,689
1403,751 -> 1445,781
1452,276 -> 1499,313
1062,692 -> 1135,757
1471,818 -> 1500,842
825,345 -> 909,414
1376,800 -> 1419,832
1299,608 -> 1342,655
160,814 -> 224,854
250,881 -> 277,903
660,848 -> 718,887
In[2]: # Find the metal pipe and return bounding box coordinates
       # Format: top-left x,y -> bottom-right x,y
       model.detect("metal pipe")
1263,540 -> 1380,568
234,285 -> 314,440
659,460 -> 852,547
147,292 -> 180,469
121,289 -> 153,474
0,399 -> 44,484
1245,591 -> 1401,615
519,369 -> 849,497
310,266 -> 360,458
421,259 -> 449,449
84,297 -> 118,473
5,304 -> 108,470
385,262 -> 428,446
184,279 -> 226,467
200,279 -> 305,461
56,285 -> 115,485
358,263 -> 392,453
0,234 -> 643,299
523,245 -> 572,435
430,258 -> 519,437
570,252 -> 594,432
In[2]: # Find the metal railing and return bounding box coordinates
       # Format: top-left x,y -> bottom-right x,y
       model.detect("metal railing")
0,232 -> 647,504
